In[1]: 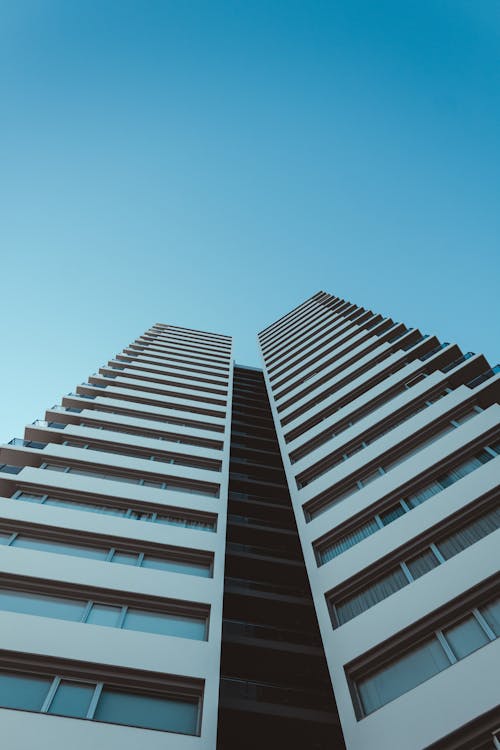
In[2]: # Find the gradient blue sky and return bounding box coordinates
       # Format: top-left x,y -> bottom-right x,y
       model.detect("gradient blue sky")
0,1 -> 499,443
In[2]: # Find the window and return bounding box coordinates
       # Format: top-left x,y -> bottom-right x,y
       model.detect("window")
11,536 -> 107,560
0,671 -> 52,711
141,554 -> 210,577
335,568 -> 407,625
328,504 -> 499,626
319,518 -> 379,564
377,503 -> 406,526
48,680 -> 95,718
86,604 -> 122,627
357,636 -> 449,715
122,608 -> 206,640
435,508 -> 500,560
316,442 -> 499,563
0,589 -> 86,622
443,615 -> 489,659
0,586 -> 208,640
0,665 -> 201,735
2,528 -> 212,578
481,599 -> 500,636
350,595 -> 499,717
309,434 -> 495,520
41,463 -> 218,498
12,491 -> 215,531
405,549 -> 440,579
93,688 -> 199,734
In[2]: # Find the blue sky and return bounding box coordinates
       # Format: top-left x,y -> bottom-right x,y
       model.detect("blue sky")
0,1 -> 499,443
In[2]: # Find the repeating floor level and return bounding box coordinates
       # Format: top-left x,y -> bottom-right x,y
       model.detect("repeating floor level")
0,292 -> 498,749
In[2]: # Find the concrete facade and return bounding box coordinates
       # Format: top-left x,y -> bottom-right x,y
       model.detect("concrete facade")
0,323 -> 233,749
258,291 -> 500,750
1,294 -> 498,749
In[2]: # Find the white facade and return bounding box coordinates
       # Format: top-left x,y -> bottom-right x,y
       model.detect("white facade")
258,291 -> 500,750
0,323 -> 233,749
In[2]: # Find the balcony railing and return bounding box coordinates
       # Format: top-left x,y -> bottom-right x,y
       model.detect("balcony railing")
227,514 -> 293,531
223,618 -> 320,646
8,438 -> 47,449
387,326 -> 412,344
419,341 -> 450,361
220,677 -> 332,711
226,541 -> 296,560
0,464 -> 22,474
466,365 -> 500,389
32,420 -> 67,429
401,333 -> 429,351
225,576 -> 307,598
441,351 -> 474,373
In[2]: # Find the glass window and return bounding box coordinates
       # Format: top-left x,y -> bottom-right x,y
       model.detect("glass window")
480,599 -> 500,636
15,493 -> 45,503
44,498 -> 79,510
99,506 -> 128,517
141,555 -> 210,577
94,687 -> 199,734
0,589 -> 86,622
452,409 -> 480,425
436,508 -> 500,560
359,469 -> 382,488
407,481 -> 443,508
378,503 -> 405,526
111,551 -> 139,566
0,532 -> 12,545
0,671 -> 52,711
443,615 -> 489,659
406,549 -> 440,579
357,637 -> 449,715
336,568 -> 408,625
155,514 -> 184,527
68,469 -> 101,478
103,474 -> 134,484
123,609 -> 206,640
48,680 -> 95,718
320,518 -> 379,564
86,604 -> 122,627
441,453 -> 494,488
11,536 -> 107,561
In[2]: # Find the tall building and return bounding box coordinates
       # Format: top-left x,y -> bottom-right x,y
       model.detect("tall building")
0,292 -> 498,749
258,291 -> 500,750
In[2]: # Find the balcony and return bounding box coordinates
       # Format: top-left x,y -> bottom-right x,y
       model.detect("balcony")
441,351 -> 474,373
220,677 -> 333,712
467,365 -> 500,389
419,341 -> 450,361
226,541 -> 298,561
223,619 -> 320,647
225,577 -> 307,598
0,464 -> 22,474
8,438 -> 47,449
32,420 -> 67,429
228,514 -> 294,531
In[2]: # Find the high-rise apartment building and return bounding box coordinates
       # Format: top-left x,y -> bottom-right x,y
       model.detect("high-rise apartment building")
0,291 -> 498,749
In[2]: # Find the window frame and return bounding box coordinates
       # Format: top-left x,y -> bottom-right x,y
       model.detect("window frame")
346,576 -> 499,720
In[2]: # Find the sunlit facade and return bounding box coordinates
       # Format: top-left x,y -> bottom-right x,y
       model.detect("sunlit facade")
258,291 -> 500,750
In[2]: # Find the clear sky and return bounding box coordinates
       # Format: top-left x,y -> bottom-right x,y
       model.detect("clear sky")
0,1 -> 499,444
